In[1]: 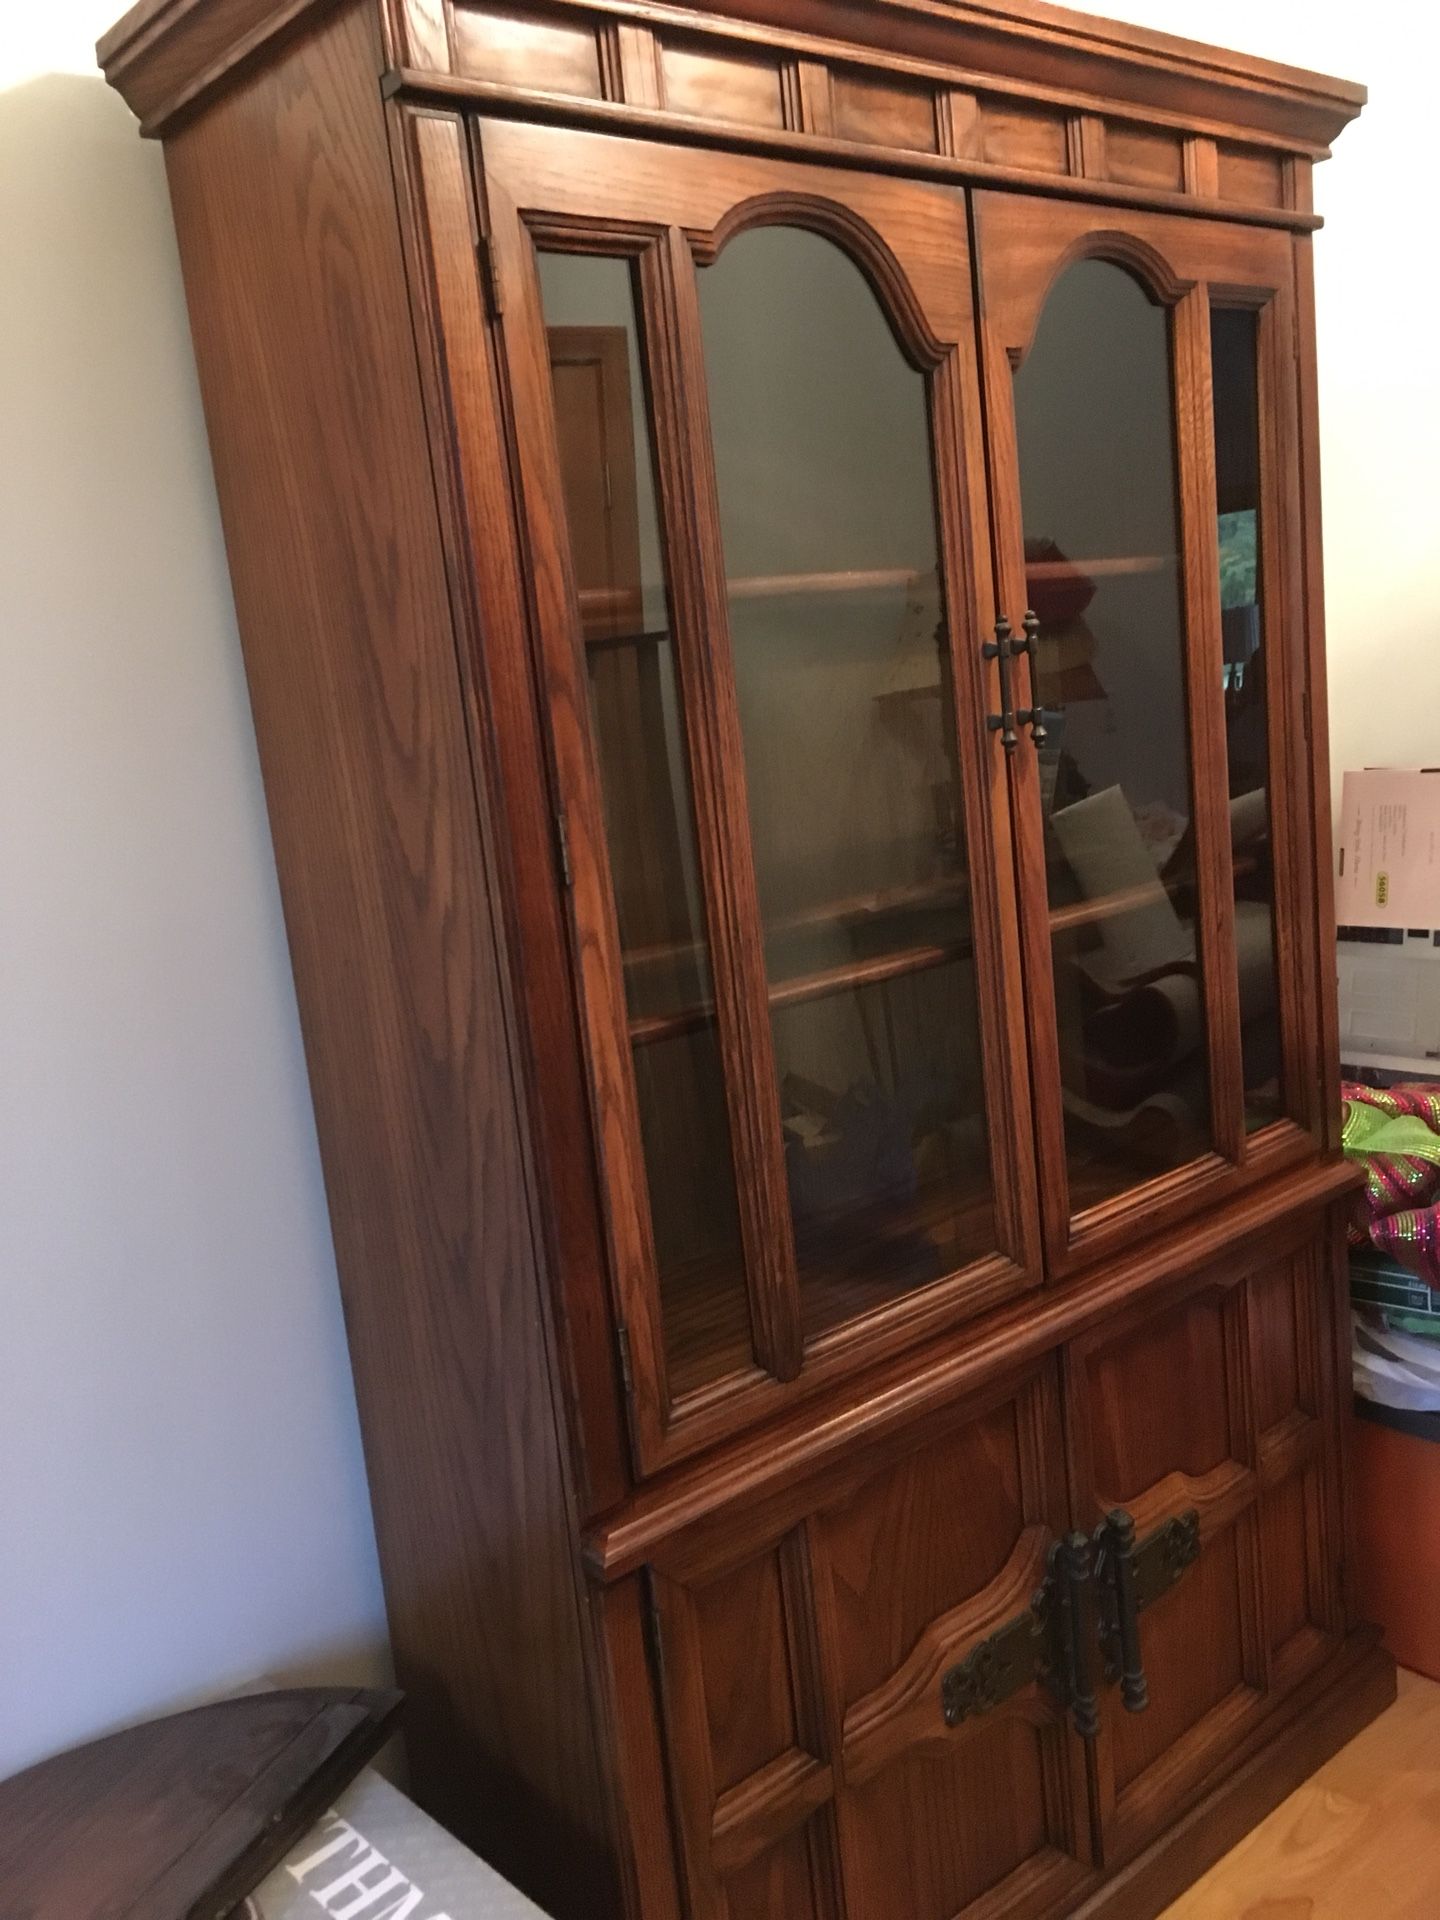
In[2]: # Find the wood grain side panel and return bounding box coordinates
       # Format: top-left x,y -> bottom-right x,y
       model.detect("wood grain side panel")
388,108 -> 631,1513
161,13 -> 613,1914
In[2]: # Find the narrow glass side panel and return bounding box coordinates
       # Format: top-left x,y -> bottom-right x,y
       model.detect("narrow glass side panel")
1211,305 -> 1283,1130
537,251 -> 749,1399
697,227 -> 997,1343
1011,260 -> 1213,1212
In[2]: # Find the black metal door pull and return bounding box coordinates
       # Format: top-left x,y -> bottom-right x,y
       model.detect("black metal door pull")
985,611 -> 1048,752
1095,1509 -> 1148,1711
1093,1507 -> 1202,1715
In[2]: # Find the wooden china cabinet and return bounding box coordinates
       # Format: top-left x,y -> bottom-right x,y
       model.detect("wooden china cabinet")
100,0 -> 1384,1914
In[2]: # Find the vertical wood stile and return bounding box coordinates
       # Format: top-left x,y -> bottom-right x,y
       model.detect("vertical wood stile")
1172,286 -> 1247,1166
639,227 -> 805,1385
1228,1277 -> 1271,1693
1184,135 -> 1221,200
1291,239 -> 1342,1151
929,321 -> 1044,1285
649,1574 -> 728,1920
970,196 -> 1076,1267
1255,281 -> 1320,1141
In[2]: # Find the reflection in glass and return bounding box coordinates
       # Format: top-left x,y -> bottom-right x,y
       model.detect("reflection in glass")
698,227 -> 996,1340
1012,260 -> 1211,1211
1211,305 -> 1283,1129
538,250 -> 747,1398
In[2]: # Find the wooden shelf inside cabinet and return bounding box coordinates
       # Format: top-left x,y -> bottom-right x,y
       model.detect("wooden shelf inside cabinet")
579,555 -> 1173,649
630,934 -> 970,1046
623,878 -> 968,980
577,566 -> 930,644
623,865 -> 1218,1047
1024,553 -> 1174,582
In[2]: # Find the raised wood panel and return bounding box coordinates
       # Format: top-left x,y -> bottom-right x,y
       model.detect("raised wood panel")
1110,1523 -> 1249,1795
1250,1258 -> 1307,1435
661,37 -> 787,127
692,1547 -> 800,1791
980,99 -> 1069,172
841,1729 -> 1061,1920
831,68 -> 939,153
1087,1293 -> 1233,1503
1105,119 -> 1185,190
815,1401 -> 1027,1704
1217,141 -> 1288,207
451,1 -> 604,96
1259,1472 -> 1312,1654
722,1818 -> 829,1919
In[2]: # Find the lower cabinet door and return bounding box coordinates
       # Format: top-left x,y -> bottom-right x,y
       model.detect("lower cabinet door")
1063,1221 -> 1346,1864
648,1361 -> 1094,1919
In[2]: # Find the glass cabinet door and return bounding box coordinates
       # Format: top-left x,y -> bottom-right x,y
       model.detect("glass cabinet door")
483,121 -> 1040,1469
973,192 -> 1318,1270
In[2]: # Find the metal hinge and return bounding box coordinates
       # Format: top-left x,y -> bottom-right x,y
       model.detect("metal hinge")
941,1532 -> 1099,1740
475,231 -> 503,320
553,805 -> 573,891
616,1322 -> 634,1400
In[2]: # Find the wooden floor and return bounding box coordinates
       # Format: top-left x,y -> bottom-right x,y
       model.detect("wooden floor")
1160,1668 -> 1440,1918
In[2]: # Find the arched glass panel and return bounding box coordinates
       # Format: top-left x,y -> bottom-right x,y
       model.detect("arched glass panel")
1012,259 -> 1212,1210
698,227 -> 996,1342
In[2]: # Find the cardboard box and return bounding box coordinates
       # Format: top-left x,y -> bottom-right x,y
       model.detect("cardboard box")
1336,768 -> 1440,929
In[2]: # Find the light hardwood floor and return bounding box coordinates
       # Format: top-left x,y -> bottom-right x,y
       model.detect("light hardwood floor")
1161,1669 -> 1440,1918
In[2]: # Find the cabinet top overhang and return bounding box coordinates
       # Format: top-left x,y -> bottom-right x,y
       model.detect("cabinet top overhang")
98,0 -> 1367,195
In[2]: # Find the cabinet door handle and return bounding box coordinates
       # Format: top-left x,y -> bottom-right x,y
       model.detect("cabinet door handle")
984,614 -> 1021,752
1093,1507 -> 1201,1715
984,611 -> 1048,752
1055,1530 -> 1100,1740
1097,1509 -> 1147,1711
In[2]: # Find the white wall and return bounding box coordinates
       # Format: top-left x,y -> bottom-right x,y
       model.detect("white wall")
0,7 -> 388,1780
0,0 -> 1426,1782
1117,0 -> 1440,793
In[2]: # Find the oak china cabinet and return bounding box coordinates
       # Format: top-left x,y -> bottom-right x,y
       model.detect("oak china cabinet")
99,0 -> 1383,1913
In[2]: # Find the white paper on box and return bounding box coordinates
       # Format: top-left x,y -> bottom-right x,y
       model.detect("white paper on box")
236,1767 -> 549,1919
1336,769 -> 1440,929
